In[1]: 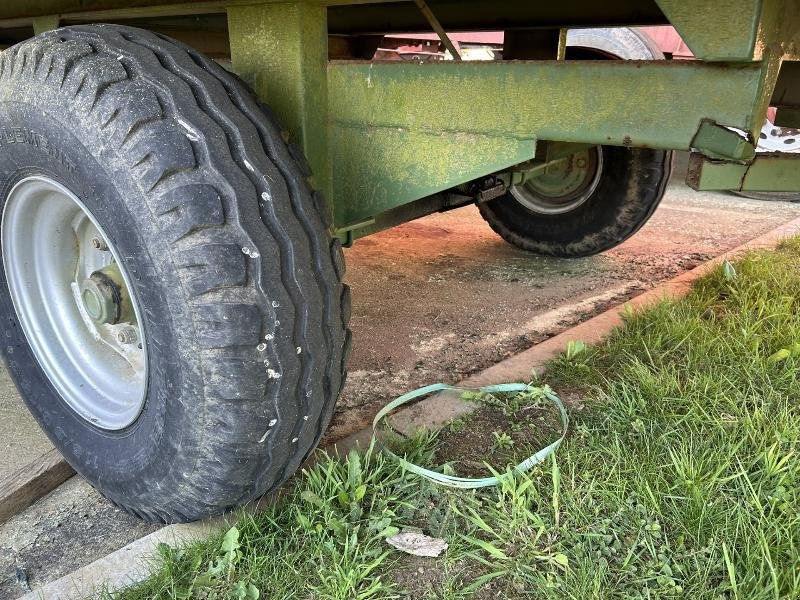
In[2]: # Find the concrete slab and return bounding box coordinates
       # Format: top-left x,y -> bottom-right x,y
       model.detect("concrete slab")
3,477 -> 160,599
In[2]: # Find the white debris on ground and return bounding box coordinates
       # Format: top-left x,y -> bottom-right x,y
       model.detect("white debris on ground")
386,531 -> 448,557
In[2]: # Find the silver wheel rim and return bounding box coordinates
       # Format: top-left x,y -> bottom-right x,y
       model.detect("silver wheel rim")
756,120 -> 800,153
1,176 -> 147,430
510,147 -> 604,215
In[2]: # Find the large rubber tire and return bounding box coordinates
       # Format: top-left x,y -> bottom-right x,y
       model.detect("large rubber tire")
566,27 -> 664,61
478,147 -> 673,257
480,27 -> 672,258
0,26 -> 350,523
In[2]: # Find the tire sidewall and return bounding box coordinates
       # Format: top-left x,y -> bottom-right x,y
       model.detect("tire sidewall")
0,99 -> 191,492
0,26 -> 348,522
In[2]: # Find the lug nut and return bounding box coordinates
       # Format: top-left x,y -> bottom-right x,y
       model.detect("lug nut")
117,326 -> 139,345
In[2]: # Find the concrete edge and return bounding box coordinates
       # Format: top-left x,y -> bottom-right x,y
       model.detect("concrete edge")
22,214 -> 800,600
0,449 -> 75,526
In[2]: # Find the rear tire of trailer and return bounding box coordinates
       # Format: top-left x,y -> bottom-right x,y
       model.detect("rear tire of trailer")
478,146 -> 673,257
481,26 -> 672,258
0,25 -> 350,523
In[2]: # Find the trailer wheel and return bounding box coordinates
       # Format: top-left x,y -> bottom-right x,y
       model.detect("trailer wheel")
0,25 -> 350,523
480,27 -> 672,257
479,146 -> 673,257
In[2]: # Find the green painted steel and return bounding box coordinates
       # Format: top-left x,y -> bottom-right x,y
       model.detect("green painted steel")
745,1 -> 800,141
688,153 -> 800,192
228,3 -> 331,205
5,0 -> 663,23
654,0 -> 761,61
31,15 -> 59,34
690,121 -> 756,162
328,59 -> 764,226
330,124 -> 536,226
741,155 -> 800,191
0,0 -> 797,233
686,156 -> 748,191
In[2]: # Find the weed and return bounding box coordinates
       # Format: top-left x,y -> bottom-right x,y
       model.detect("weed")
447,415 -> 472,434
490,431 -> 514,452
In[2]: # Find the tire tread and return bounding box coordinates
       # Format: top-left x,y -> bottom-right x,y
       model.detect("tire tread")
0,25 -> 350,522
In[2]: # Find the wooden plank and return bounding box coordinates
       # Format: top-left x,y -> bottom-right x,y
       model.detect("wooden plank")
0,449 -> 74,525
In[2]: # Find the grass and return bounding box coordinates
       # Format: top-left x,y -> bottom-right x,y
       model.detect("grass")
100,238 -> 800,599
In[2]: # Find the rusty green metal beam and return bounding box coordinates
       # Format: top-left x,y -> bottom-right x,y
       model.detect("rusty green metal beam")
328,59 -> 765,226
228,3 -> 331,205
687,152 -> 800,192
0,0 -> 669,29
1,0 -> 794,235
690,120 -> 755,162
330,125 -> 536,226
328,61 -> 765,148
733,1 -> 800,142
31,15 -> 59,33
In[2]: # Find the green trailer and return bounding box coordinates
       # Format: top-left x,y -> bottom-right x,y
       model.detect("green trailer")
0,0 -> 797,523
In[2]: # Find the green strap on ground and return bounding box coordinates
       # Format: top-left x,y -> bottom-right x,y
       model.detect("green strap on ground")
373,382 -> 569,489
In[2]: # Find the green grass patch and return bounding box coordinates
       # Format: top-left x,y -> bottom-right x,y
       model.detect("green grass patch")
101,240 -> 800,599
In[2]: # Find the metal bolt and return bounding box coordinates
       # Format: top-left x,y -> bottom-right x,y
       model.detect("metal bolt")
116,326 -> 139,345
91,237 -> 109,251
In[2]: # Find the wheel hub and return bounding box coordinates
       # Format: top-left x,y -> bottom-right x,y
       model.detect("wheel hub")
510,147 -> 604,215
81,272 -> 119,325
79,263 -> 134,326
1,176 -> 147,430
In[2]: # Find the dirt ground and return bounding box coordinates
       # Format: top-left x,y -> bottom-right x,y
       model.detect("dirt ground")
329,181 -> 800,439
3,176 -> 800,599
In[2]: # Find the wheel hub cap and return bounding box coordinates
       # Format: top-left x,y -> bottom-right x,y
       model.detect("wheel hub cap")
510,147 -> 604,215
